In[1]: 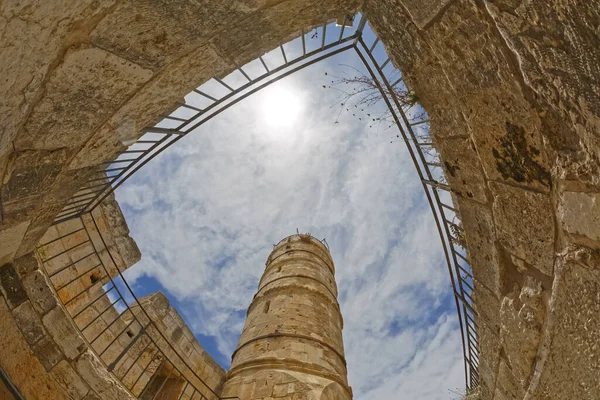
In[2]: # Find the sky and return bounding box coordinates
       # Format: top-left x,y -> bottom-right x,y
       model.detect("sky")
114,23 -> 466,400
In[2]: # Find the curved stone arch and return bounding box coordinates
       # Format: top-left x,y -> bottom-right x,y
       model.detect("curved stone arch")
49,12 -> 480,391
1,1 -> 599,399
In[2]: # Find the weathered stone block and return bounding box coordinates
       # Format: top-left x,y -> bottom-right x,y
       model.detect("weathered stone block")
0,221 -> 30,265
490,182 -> 555,275
16,47 -> 152,151
499,277 -> 546,389
31,335 -> 65,372
494,359 -> 525,400
13,300 -> 45,345
76,350 -> 135,399
1,148 -> 72,205
560,191 -> 600,241
457,198 -> 501,296
13,252 -> 40,278
437,137 -> 488,203
0,263 -> 28,308
532,262 -> 600,399
210,0 -> 361,66
473,280 -> 501,333
0,296 -> 69,398
22,269 -> 58,315
400,0 -> 455,29
477,358 -> 497,400
50,360 -> 90,400
42,305 -> 86,360
478,323 -> 500,375
68,44 -> 230,170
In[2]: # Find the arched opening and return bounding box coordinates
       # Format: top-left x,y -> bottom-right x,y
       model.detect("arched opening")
36,15 -> 476,399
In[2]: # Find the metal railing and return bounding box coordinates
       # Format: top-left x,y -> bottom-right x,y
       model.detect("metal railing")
50,13 -> 479,392
36,213 -> 236,400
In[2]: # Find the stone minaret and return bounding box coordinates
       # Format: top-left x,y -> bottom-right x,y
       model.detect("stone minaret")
221,234 -> 352,400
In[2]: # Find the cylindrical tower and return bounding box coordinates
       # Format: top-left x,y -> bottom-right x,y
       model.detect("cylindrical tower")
221,234 -> 352,400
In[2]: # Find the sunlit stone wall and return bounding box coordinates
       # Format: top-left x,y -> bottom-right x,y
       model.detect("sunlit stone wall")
221,235 -> 352,400
364,1 -> 600,399
1,0 -> 599,399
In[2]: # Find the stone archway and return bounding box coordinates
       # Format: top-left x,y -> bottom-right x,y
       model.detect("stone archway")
1,1 -> 599,399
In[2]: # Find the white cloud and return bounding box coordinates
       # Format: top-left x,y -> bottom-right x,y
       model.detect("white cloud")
116,51 -> 465,399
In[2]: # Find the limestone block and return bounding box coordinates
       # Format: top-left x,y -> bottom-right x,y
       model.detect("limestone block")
478,323 -> 501,376
490,182 -> 555,275
16,47 -> 152,151
12,300 -> 45,345
91,0 -> 258,70
50,360 -> 90,400
400,0 -> 455,29
22,269 -> 58,315
76,350 -> 135,399
493,360 -> 525,400
499,277 -> 546,389
82,392 -> 102,400
31,335 -> 65,372
210,0 -> 361,66
436,137 -> 488,203
473,280 -> 501,333
457,198 -> 501,296
42,305 -> 86,360
68,44 -> 230,170
0,263 -> 28,308
532,262 -> 600,399
483,0 -> 600,159
477,358 -> 496,400
0,221 -> 30,265
560,191 -> 600,241
1,148 -> 73,215
0,297 -> 69,399
13,252 -> 40,278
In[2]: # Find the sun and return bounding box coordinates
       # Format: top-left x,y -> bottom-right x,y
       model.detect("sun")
260,84 -> 304,129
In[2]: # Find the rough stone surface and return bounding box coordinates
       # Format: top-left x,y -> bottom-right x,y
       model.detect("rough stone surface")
0,221 -> 30,265
531,262 -> 600,400
1,1 -> 600,399
499,277 -> 546,389
43,306 -> 86,360
13,252 -> 39,278
437,137 -> 488,203
76,350 -> 135,400
31,335 -> 65,372
474,280 -> 501,333
458,198 -> 501,296
399,0 -> 455,29
560,191 -> 600,241
50,360 -> 90,400
0,263 -> 28,309
16,47 -> 152,151
0,297 -> 69,399
22,269 -> 58,315
490,182 -> 555,276
494,360 -> 525,400
12,300 -> 45,345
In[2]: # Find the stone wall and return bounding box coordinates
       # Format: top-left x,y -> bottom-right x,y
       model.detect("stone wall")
1,192 -> 227,399
130,291 -> 227,398
0,194 -> 141,399
1,0 -> 599,399
363,1 -> 600,399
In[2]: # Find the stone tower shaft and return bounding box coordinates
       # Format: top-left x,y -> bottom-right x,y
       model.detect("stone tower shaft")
221,234 -> 352,400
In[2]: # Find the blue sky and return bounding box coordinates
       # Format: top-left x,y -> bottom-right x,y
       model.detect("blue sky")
115,24 -> 465,399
